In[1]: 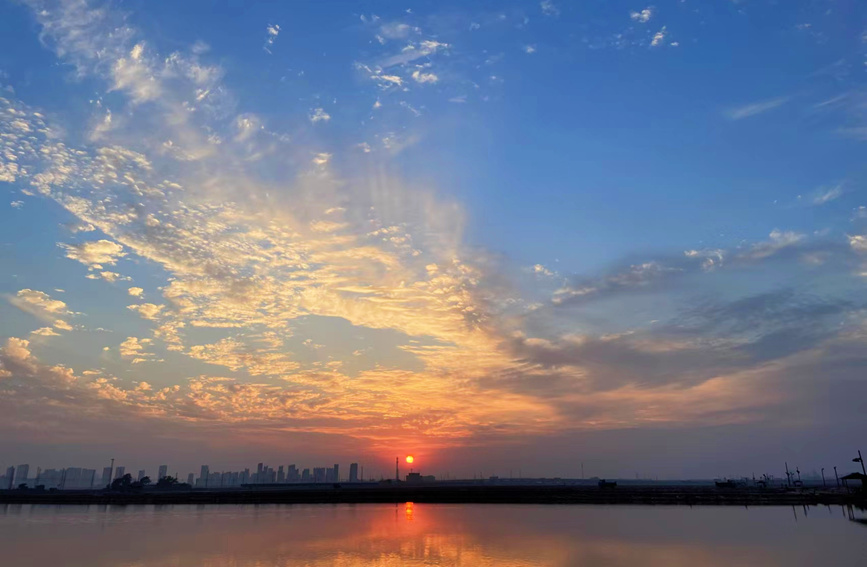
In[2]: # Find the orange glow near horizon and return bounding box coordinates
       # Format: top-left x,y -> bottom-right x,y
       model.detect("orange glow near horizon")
406,455 -> 414,464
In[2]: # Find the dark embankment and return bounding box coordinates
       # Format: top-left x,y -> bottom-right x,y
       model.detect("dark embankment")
2,483 -> 866,507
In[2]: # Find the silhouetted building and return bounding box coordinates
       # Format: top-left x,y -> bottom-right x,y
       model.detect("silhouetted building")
333,464 -> 339,482
5,466 -> 15,489
288,464 -> 298,482
349,463 -> 358,482
313,467 -> 326,483
199,465 -> 210,488
137,469 -> 146,482
277,465 -> 285,483
301,468 -> 311,482
16,464 -> 30,487
158,465 -> 168,480
81,469 -> 96,489
114,466 -> 126,480
187,472 -> 195,486
406,472 -> 435,483
101,467 -> 112,487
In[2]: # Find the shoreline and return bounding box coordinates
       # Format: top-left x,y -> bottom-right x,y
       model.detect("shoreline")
2,484 -> 865,507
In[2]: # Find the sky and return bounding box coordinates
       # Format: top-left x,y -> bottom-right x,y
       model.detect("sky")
0,0 -> 866,481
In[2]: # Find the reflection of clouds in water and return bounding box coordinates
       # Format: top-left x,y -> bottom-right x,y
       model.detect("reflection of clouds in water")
0,504 -> 863,566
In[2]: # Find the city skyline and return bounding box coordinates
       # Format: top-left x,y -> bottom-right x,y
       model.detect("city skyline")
1,0 -> 867,479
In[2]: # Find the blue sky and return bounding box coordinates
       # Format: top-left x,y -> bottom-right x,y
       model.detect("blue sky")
0,0 -> 866,479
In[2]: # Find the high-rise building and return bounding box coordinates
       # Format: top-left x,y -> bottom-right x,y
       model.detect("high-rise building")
5,466 -> 14,489
288,465 -> 298,482
114,466 -> 126,480
349,463 -> 359,482
15,464 -> 30,487
137,469 -> 146,482
333,464 -> 339,482
199,465 -> 210,488
83,469 -> 96,488
301,468 -> 311,482
63,468 -> 82,489
101,467 -> 112,487
277,465 -> 285,483
158,465 -> 168,480
187,473 -> 195,486
313,467 -> 325,483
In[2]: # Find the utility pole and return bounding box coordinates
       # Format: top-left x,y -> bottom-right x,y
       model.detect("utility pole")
821,468 -> 826,488
108,458 -> 114,489
856,450 -> 867,477
784,462 -> 791,487
834,466 -> 839,488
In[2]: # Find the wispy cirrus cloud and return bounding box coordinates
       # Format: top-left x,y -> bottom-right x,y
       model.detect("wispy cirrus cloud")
726,96 -> 790,120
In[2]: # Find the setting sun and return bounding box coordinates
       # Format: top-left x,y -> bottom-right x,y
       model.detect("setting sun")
406,455 -> 414,464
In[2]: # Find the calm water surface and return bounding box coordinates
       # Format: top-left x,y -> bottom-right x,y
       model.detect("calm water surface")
1,503 -> 865,566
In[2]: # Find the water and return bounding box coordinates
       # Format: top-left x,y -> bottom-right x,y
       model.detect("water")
1,503 -> 865,566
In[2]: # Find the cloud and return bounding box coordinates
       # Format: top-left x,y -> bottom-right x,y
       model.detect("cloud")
60,239 -> 126,269
411,70 -> 439,84
264,24 -> 280,54
127,303 -> 165,320
726,97 -> 790,120
650,26 -> 667,47
630,8 -> 653,23
379,22 -> 415,40
7,289 -> 71,323
119,336 -> 155,363
53,319 -> 73,331
31,327 -> 61,337
312,152 -> 332,166
309,108 -> 331,123
3,0 -> 867,467
523,45 -> 537,54
128,287 -> 144,297
540,1 -> 560,17
812,184 -> 843,205
742,229 -> 805,260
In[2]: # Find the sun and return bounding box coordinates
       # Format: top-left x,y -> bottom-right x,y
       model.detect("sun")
406,455 -> 414,464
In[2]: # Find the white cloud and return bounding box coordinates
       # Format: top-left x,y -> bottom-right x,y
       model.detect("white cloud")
60,240 -> 126,269
849,235 -> 867,252
523,45 -> 537,54
650,26 -> 667,47
812,184 -> 843,206
379,22 -> 415,40
10,200 -> 24,208
540,1 -> 560,17
411,69 -> 439,84
264,24 -> 280,54
532,264 -> 555,277
743,229 -> 805,260
128,287 -> 144,297
309,108 -> 331,123
726,97 -> 790,120
312,152 -> 332,166
630,8 -> 653,23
